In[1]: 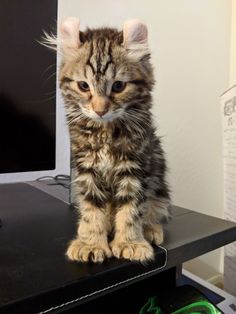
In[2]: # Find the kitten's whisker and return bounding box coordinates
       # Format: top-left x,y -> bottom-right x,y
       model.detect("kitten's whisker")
127,113 -> 151,125
126,116 -> 150,136
45,90 -> 57,96
41,63 -> 57,78
22,95 -> 56,104
120,115 -> 146,141
67,115 -> 81,126
46,71 -> 57,81
124,112 -> 151,129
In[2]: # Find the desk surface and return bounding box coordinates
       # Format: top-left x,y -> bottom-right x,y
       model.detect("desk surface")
0,182 -> 236,314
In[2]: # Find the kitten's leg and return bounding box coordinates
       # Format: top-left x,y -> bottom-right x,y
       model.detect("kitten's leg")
67,166 -> 111,263
110,177 -> 154,263
66,199 -> 112,263
143,223 -> 164,246
142,198 -> 170,246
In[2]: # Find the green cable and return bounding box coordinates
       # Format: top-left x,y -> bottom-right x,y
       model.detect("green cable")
139,296 -> 163,314
171,300 -> 222,314
139,297 -> 222,314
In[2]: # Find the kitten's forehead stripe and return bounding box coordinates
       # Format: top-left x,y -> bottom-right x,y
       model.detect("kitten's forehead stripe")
81,28 -> 121,81
88,38 -> 115,80
87,42 -> 95,75
102,41 -> 114,77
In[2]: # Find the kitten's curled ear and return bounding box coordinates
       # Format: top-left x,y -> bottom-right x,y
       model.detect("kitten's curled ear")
59,17 -> 81,59
41,17 -> 81,60
123,19 -> 149,60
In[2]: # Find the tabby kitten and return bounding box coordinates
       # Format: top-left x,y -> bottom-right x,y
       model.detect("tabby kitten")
46,17 -> 170,263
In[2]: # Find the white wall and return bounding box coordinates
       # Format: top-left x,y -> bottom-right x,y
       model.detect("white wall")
230,0 -> 236,85
58,0 -> 232,273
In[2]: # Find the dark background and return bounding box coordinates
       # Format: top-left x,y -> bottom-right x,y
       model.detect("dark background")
0,0 -> 57,173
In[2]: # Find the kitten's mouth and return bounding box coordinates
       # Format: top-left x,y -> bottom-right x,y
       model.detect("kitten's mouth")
95,110 -> 123,122
82,110 -> 123,122
94,113 -> 114,122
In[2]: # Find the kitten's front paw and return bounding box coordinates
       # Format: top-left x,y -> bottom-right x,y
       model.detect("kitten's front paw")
143,224 -> 164,245
110,240 -> 154,263
66,239 -> 112,263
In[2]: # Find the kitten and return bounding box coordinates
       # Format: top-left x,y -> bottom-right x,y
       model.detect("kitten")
44,18 -> 171,263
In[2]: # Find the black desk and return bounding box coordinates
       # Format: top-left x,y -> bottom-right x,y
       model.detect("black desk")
0,183 -> 236,314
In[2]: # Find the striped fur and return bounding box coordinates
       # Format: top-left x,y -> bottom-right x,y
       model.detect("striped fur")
55,19 -> 171,263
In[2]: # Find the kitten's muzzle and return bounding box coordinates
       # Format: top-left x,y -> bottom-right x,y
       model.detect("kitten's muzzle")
91,95 -> 109,117
95,109 -> 109,117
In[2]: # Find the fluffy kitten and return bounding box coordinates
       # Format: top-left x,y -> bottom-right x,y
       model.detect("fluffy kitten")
45,18 -> 171,263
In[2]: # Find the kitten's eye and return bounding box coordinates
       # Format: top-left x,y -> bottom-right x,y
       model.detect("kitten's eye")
77,81 -> 90,92
112,81 -> 126,93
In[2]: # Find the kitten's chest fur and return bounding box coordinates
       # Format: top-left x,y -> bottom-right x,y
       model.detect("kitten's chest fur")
71,123 -> 137,185
72,125 -> 117,176
89,129 -> 114,173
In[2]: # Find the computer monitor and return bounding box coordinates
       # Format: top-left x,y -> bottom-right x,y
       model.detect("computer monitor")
0,0 -> 70,183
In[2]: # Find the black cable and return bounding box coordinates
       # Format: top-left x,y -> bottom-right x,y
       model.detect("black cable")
36,174 -> 70,189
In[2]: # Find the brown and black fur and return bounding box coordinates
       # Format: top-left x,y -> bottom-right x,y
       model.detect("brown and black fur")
44,18 -> 171,263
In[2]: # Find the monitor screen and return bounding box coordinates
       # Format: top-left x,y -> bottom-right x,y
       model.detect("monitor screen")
0,0 -> 57,173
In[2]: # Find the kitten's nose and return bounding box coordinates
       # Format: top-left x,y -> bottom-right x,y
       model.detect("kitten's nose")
95,109 -> 108,117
